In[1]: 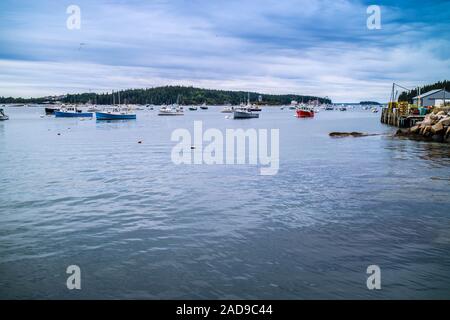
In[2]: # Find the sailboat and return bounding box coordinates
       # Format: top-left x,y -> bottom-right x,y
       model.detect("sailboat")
0,108 -> 9,120
96,91 -> 136,120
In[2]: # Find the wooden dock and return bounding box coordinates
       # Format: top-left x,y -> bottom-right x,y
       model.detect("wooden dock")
381,108 -> 425,128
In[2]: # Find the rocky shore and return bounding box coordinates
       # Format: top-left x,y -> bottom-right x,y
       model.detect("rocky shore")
395,110 -> 450,143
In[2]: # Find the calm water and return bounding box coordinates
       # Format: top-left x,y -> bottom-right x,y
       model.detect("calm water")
1,106 -> 449,299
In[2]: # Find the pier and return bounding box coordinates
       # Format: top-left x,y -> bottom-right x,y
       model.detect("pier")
380,102 -> 425,128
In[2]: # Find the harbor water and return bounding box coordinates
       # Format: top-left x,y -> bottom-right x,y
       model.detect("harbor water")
0,106 -> 449,299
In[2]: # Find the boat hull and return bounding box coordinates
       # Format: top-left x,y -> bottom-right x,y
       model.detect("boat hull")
55,111 -> 93,118
296,110 -> 314,118
96,112 -> 136,120
0,116 -> 9,121
233,111 -> 259,119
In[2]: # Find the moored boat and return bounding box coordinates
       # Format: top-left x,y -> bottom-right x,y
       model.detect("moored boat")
200,103 -> 208,110
233,107 -> 259,119
54,106 -> 93,117
249,105 -> 262,112
158,105 -> 184,116
221,106 -> 234,113
296,105 -> 314,118
189,106 -> 198,111
0,108 -> 9,120
96,106 -> 136,120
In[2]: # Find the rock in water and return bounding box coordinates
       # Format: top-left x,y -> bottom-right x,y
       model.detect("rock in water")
329,132 -> 379,138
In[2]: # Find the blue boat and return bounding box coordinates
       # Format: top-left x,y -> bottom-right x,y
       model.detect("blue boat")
55,106 -> 93,118
96,107 -> 136,120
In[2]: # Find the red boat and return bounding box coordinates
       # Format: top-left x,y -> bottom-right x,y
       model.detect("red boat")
296,106 -> 314,118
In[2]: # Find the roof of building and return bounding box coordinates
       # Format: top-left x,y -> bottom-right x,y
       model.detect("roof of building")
413,89 -> 450,99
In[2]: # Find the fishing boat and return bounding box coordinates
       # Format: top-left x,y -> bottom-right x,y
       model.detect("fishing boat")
200,103 -> 208,110
96,106 -> 136,120
54,105 -> 93,117
189,106 -> 198,111
296,105 -> 314,118
221,106 -> 234,113
233,107 -> 259,119
96,91 -> 136,120
158,105 -> 184,116
0,108 -> 9,120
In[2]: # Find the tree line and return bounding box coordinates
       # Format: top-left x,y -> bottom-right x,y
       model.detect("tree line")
1,86 -> 332,105
398,80 -> 450,103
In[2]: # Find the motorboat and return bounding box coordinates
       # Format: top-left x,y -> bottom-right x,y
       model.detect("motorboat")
0,108 -> 9,120
200,103 -> 208,110
296,105 -> 314,118
189,106 -> 198,111
96,106 -> 136,120
158,105 -> 184,116
233,107 -> 259,119
249,105 -> 262,112
54,105 -> 93,117
221,106 -> 234,113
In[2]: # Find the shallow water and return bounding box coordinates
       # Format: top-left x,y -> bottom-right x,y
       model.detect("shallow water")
0,106 -> 449,299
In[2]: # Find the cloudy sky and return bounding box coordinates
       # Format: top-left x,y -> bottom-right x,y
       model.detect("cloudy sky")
0,0 -> 449,102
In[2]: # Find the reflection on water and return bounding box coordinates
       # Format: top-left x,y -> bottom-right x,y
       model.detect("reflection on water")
0,107 -> 449,299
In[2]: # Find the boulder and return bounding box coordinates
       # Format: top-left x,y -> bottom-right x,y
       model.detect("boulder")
438,117 -> 450,126
409,125 -> 420,134
431,122 -> 444,134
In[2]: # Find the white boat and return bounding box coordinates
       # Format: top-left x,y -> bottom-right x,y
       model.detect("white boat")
189,106 -> 198,111
200,103 -> 208,110
0,108 -> 9,120
87,105 -> 101,112
221,106 -> 234,113
371,107 -> 379,113
158,105 -> 184,116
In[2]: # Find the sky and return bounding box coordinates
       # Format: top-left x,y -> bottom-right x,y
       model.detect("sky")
0,0 -> 449,102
